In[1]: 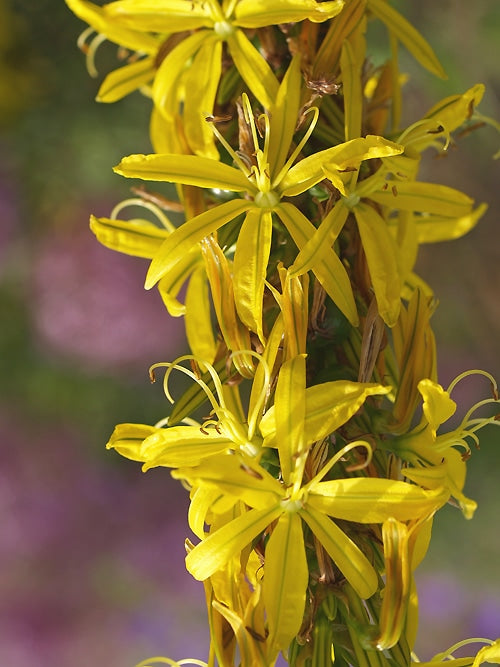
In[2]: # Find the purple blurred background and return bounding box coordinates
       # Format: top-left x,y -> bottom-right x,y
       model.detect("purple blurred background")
1,0 -> 499,664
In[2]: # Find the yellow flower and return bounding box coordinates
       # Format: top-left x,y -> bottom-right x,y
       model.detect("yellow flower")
114,56 -> 403,339
171,356 -> 447,656
412,638 -> 500,667
389,371 -> 500,519
67,0 -> 344,157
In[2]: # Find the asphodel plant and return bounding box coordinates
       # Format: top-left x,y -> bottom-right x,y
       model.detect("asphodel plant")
66,1 -> 500,665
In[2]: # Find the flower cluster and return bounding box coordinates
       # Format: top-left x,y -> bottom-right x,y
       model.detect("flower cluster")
67,1 -> 499,666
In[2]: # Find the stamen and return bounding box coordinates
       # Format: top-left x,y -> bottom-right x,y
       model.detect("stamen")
446,368 -> 498,399
272,106 -> 320,189
149,356 -> 227,419
110,198 -> 176,232
77,26 -> 95,54
306,440 -> 373,488
241,93 -> 261,157
85,31 -> 108,78
230,350 -> 271,440
206,117 -> 253,177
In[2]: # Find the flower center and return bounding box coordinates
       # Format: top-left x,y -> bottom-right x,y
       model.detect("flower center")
342,192 -> 361,209
254,190 -> 280,209
214,20 -> 234,39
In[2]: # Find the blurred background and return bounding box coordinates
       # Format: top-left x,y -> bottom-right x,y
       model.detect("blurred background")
0,0 -> 498,664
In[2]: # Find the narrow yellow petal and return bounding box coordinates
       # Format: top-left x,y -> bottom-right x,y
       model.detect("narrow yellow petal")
415,204 -> 487,244
368,0 -> 446,78
186,505 -> 282,580
233,209 -> 273,341
104,0 -> 214,31
307,479 -> 448,522
174,456 -> 283,511
234,0 -> 344,26
268,54 -> 302,178
97,56 -> 155,103
226,30 -> 279,109
424,84 -> 485,133
106,422 -> 158,461
375,518 -> 410,650
157,248 -> 201,317
185,266 -> 217,364
417,379 -> 456,437
152,30 -> 210,120
370,182 -> 474,218
261,379 -> 389,447
300,506 -> 378,599
274,355 -> 306,485
354,202 -> 401,326
340,31 -> 364,140
144,199 -> 253,289
65,0 -> 159,52
200,237 -> 254,378
280,136 -> 403,197
115,153 -> 251,191
472,640 -> 500,667
141,427 -> 233,468
89,214 -> 166,258
264,513 -> 308,654
276,203 -> 359,325
289,199 -> 349,277
313,0 -> 366,77
183,37 -> 222,158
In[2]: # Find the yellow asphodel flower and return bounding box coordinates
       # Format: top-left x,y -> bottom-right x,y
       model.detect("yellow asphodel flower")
412,637 -> 500,666
114,56 -> 403,339
171,356 -> 448,659
389,371 -> 500,519
67,0 -> 344,157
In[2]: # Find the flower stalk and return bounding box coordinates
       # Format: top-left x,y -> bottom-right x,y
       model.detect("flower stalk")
66,1 -> 499,665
